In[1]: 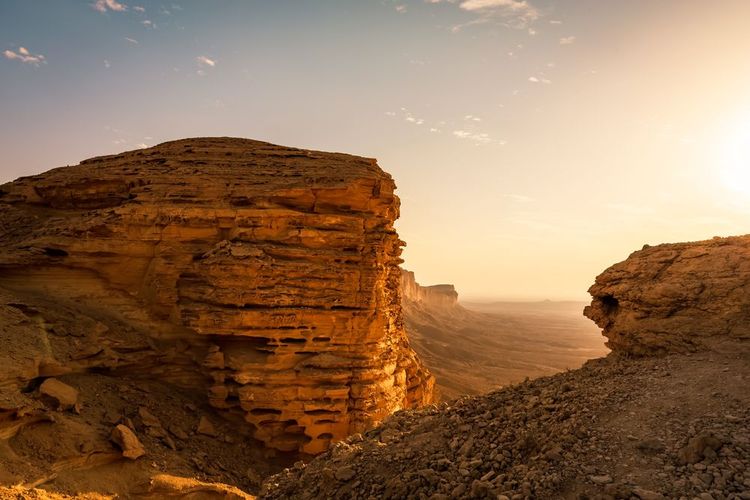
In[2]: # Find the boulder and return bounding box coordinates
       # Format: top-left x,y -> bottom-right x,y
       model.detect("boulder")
585,235 -> 750,355
39,378 -> 79,411
111,424 -> 146,460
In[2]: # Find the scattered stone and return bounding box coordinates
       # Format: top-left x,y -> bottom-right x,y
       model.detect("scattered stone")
197,416 -> 218,437
138,406 -> 161,428
334,466 -> 355,482
677,433 -> 723,464
633,487 -> 664,500
589,474 -> 613,485
169,424 -> 189,441
636,439 -> 666,454
111,424 -> 146,460
39,378 -> 79,411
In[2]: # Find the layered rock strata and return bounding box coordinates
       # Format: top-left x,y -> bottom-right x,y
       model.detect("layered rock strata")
584,235 -> 750,355
400,270 -> 458,309
0,137 -> 433,453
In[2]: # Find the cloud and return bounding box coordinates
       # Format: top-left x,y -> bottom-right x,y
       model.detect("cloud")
395,4 -> 407,13
559,36 -> 576,45
549,19 -> 562,24
464,114 -> 481,122
528,75 -> 551,84
133,5 -> 145,12
453,130 -> 499,145
3,47 -> 46,66
124,37 -> 138,44
196,56 -> 216,67
456,0 -> 538,28
142,19 -> 156,28
92,0 -> 127,13
104,59 -> 111,68
428,0 -> 541,31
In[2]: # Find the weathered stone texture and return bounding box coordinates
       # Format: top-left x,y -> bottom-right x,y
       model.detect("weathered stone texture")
584,235 -> 750,355
0,137 -> 433,453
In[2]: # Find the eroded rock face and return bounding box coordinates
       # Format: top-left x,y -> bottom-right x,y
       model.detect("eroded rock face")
401,270 -> 458,309
584,235 -> 750,355
0,137 -> 433,453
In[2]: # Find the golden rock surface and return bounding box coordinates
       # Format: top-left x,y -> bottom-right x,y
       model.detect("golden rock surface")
0,137 -> 433,454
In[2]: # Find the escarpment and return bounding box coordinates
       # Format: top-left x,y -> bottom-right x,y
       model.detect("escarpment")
585,235 -> 750,355
0,137 -> 434,454
401,269 -> 459,309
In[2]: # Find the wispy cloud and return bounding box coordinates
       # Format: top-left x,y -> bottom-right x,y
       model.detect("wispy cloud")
124,37 -> 139,44
142,19 -> 156,28
395,4 -> 407,13
559,36 -> 576,45
92,0 -> 127,13
528,75 -> 551,84
455,0 -> 539,29
196,56 -> 216,67
3,47 -> 46,66
453,130 -> 505,145
133,5 -> 145,12
104,59 -> 111,68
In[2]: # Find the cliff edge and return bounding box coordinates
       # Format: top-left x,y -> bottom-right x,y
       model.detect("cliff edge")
0,138 -> 433,494
585,235 -> 750,355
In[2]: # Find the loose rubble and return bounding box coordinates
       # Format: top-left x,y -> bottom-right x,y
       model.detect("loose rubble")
262,343 -> 750,499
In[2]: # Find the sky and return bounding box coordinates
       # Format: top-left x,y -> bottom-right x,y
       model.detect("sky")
2,0 -> 750,301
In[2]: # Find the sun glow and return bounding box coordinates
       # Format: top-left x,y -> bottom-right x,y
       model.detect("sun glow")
718,116 -> 750,195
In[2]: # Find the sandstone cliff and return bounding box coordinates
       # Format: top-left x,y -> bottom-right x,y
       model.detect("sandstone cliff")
401,270 -> 459,309
0,137 -> 433,456
584,235 -> 750,355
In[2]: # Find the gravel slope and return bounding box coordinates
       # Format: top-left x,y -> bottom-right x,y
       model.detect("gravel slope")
261,340 -> 750,500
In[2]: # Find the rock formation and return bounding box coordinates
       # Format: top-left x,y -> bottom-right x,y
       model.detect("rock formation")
0,137 -> 433,455
401,270 -> 458,309
584,235 -> 750,355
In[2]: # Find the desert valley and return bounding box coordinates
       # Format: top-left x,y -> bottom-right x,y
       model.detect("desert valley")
2,1 -> 750,499
0,138 -> 747,500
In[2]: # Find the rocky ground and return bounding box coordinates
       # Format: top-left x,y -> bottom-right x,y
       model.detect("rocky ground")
0,370 -> 284,498
262,339 -> 750,500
